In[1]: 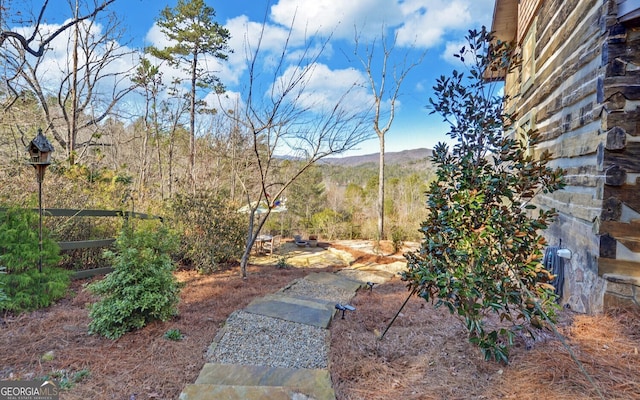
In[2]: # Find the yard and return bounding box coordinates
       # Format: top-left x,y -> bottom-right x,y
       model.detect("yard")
0,242 -> 638,399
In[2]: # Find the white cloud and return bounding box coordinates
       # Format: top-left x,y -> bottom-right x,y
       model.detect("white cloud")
204,90 -> 245,115
395,0 -> 472,48
224,15 -> 291,83
14,20 -> 137,96
267,0 -> 495,50
269,0 -> 404,42
144,23 -> 170,49
271,63 -> 373,114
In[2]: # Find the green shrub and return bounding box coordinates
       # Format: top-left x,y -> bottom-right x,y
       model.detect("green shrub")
390,225 -> 405,254
0,207 -> 61,273
0,267 -> 72,312
42,368 -> 90,390
0,207 -> 67,313
402,28 -> 565,363
169,192 -> 246,273
88,223 -> 181,339
311,208 -> 351,240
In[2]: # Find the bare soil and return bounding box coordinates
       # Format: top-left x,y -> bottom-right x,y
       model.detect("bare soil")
1,242 -> 639,400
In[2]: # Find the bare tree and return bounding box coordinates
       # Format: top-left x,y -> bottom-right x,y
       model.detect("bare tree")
352,28 -> 424,241
0,0 -> 116,111
224,19 -> 372,278
3,3 -> 137,164
0,0 -> 115,57
131,57 -> 162,201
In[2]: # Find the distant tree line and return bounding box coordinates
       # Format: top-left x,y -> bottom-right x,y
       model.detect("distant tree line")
0,0 -> 433,276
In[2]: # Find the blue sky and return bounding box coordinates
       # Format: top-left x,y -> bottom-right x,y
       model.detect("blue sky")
22,0 -> 497,156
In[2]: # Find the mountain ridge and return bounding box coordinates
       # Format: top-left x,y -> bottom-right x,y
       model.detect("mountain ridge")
321,148 -> 433,167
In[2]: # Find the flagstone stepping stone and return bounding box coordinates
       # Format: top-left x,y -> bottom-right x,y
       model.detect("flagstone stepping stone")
180,363 -> 335,400
279,278 -> 353,304
244,293 -> 336,328
303,272 -> 363,292
337,268 -> 395,284
179,384 -> 303,400
350,260 -> 408,275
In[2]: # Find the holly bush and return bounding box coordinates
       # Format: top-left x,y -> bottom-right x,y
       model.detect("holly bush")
88,223 -> 181,339
402,27 -> 565,363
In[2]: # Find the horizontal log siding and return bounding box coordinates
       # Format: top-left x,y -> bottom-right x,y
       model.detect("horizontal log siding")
518,0 -> 542,42
521,1 -> 604,226
505,0 -> 611,312
599,0 -> 640,280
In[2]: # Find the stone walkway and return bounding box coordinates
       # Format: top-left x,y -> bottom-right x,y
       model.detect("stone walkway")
178,242 -> 408,400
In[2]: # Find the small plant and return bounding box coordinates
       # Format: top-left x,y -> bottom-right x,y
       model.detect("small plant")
88,223 -> 181,339
163,328 -> 184,341
41,350 -> 55,361
44,368 -> 90,390
390,226 -> 405,254
275,256 -> 290,269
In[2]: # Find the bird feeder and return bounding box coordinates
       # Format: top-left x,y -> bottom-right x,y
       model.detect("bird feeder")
27,129 -> 54,182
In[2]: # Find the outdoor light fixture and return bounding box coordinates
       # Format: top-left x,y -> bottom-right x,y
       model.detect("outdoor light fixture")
26,129 -> 54,273
335,303 -> 356,319
366,282 -> 376,292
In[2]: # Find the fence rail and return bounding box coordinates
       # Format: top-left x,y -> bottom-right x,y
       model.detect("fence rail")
0,208 -> 162,278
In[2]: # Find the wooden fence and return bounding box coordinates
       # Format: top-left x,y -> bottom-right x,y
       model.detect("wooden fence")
0,208 -> 162,278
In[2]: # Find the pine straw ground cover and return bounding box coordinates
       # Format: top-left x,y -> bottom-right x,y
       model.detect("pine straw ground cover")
1,242 -> 639,400
0,263 -> 339,399
329,272 -> 640,400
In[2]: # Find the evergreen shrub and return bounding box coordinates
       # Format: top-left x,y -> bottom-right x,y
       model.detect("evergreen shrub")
169,192 -> 246,273
0,267 -> 71,312
0,207 -> 68,313
0,207 -> 61,273
88,223 -> 181,339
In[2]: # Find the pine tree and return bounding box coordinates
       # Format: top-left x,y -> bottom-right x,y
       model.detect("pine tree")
148,0 -> 231,188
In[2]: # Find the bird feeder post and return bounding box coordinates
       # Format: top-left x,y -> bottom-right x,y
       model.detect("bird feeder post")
26,129 -> 54,273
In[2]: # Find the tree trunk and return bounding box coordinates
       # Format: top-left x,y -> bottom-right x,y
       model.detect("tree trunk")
240,209 -> 270,278
152,100 -> 165,200
69,0 -> 79,165
139,90 -> 151,201
189,56 -> 197,191
378,134 -> 385,240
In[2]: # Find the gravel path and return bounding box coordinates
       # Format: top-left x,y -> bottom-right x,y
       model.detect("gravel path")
181,244 -> 399,399
205,275 -> 358,370
207,310 -> 330,369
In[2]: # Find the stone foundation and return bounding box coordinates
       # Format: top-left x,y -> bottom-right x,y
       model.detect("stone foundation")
603,274 -> 640,309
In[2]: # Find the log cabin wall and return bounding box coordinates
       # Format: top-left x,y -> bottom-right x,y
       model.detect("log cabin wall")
493,0 -> 640,313
597,0 -> 640,310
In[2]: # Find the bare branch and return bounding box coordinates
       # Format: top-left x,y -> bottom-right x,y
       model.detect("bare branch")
0,0 -> 116,57
217,13 -> 372,278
